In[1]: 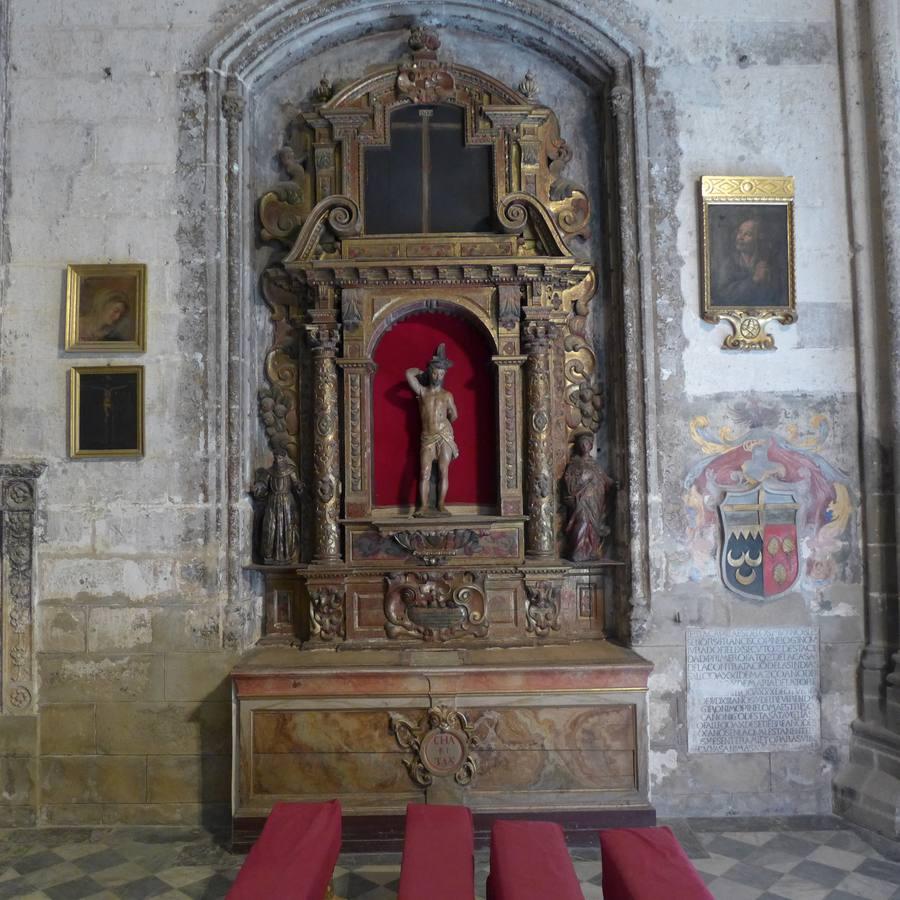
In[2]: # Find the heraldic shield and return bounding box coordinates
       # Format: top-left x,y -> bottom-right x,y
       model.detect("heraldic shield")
719,486 -> 800,600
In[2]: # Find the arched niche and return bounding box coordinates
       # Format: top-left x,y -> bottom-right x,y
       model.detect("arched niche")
198,1 -> 655,648
371,308 -> 498,511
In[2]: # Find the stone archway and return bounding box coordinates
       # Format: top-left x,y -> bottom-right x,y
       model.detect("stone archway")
186,0 -> 657,648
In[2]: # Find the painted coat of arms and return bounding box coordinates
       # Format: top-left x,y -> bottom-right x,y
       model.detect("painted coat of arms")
684,401 -> 854,601
719,486 -> 799,599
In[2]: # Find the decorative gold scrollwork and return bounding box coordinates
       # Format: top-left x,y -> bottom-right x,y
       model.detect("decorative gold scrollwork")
384,571 -> 488,642
309,586 -> 344,641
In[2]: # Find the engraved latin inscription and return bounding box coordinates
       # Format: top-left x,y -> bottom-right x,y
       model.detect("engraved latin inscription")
687,627 -> 819,754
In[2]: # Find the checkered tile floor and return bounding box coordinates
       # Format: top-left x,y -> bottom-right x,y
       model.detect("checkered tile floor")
0,817 -> 897,899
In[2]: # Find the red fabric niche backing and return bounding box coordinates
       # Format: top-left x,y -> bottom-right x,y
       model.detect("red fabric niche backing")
372,312 -> 497,508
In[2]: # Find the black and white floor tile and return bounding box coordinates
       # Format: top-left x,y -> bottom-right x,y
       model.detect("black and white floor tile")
0,817 -> 897,899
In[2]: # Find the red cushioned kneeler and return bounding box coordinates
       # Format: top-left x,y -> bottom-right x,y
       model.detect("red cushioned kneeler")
398,803 -> 475,900
227,800 -> 342,900
486,820 -> 583,900
599,826 -> 714,900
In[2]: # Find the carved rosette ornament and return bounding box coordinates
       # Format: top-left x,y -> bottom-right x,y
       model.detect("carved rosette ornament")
309,586 -> 345,641
384,571 -> 488,642
524,581 -> 561,637
0,463 -> 45,715
389,706 -> 480,787
308,325 -> 341,562
523,320 -> 557,557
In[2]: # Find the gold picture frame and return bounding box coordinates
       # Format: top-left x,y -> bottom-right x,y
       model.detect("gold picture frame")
701,176 -> 796,350
65,263 -> 147,352
69,366 -> 144,458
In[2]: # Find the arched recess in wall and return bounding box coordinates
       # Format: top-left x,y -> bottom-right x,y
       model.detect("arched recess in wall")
196,0 -> 656,648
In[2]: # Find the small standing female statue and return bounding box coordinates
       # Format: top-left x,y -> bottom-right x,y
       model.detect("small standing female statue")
252,446 -> 303,565
563,430 -> 614,562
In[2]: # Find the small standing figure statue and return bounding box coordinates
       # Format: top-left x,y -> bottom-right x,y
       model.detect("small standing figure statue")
252,446 -> 303,565
406,344 -> 459,517
563,430 -> 614,561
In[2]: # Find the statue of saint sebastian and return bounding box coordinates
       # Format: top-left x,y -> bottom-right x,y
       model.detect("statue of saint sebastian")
406,344 -> 459,517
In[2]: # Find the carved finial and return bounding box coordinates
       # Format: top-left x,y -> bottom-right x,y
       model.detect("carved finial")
409,25 -> 441,54
221,91 -> 245,122
518,71 -> 538,101
610,85 -> 631,117
314,74 -> 333,103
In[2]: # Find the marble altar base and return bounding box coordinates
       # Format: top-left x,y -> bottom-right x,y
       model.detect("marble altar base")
231,642 -> 654,850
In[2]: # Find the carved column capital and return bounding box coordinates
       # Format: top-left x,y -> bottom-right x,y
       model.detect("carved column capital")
307,324 -> 341,355
522,319 -> 558,353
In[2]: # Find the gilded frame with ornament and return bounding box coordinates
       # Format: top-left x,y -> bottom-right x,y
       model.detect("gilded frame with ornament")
700,175 -> 796,350
65,263 -> 147,352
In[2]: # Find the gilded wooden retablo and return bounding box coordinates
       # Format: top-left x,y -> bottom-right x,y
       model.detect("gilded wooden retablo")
250,26 -> 615,647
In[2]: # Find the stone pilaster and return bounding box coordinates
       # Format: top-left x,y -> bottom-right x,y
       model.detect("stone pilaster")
308,324 -> 342,563
0,462 -> 46,715
523,319 -> 556,558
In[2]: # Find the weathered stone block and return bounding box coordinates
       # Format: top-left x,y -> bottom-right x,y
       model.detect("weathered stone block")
95,122 -> 175,166
649,749 -> 771,795
100,802 -> 230,827
820,641 -> 862,693
164,652 -> 239,702
40,705 -> 95,756
770,750 -> 833,792
38,606 -> 86,653
0,715 -> 36,756
95,701 -> 229,755
39,558 -> 178,602
41,803 -> 104,826
0,806 -> 37,827
0,757 -> 36,806
147,755 -> 230,803
94,506 -> 209,555
821,691 -> 858,741
40,654 -> 165,702
41,755 -> 146,804
151,607 -> 220,651
87,607 -> 153,652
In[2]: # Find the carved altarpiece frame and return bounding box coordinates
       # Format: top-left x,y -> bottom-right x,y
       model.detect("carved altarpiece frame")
252,32 -> 618,647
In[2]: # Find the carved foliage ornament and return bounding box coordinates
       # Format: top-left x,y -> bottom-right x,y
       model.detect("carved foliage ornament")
524,580 -> 561,637
389,705 -> 480,787
309,586 -> 345,640
384,571 -> 487,642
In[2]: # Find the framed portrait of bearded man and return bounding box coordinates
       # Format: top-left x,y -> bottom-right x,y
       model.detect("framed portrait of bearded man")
701,176 -> 795,350
65,263 -> 147,352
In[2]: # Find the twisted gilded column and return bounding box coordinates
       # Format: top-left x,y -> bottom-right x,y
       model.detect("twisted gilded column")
308,324 -> 342,563
523,319 -> 557,557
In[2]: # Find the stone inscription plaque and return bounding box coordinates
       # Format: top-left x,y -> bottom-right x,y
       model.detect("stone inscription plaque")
687,627 -> 819,754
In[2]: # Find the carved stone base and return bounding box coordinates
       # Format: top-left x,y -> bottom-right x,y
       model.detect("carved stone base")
834,720 -> 900,838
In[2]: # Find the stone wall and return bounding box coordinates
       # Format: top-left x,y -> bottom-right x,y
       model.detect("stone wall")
0,0 -> 869,825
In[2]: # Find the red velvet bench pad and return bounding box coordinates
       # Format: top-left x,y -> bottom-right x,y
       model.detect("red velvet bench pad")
599,825 -> 714,900
486,820 -> 584,900
398,803 -> 475,900
227,800 -> 342,900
